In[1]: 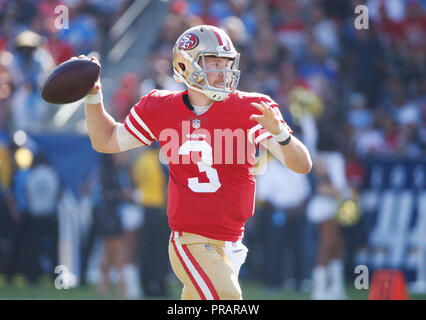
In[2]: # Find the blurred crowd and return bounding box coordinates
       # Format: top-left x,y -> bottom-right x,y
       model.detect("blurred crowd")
0,0 -> 132,132
0,0 -> 425,299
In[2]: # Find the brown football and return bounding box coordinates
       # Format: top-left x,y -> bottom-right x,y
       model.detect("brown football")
41,57 -> 101,104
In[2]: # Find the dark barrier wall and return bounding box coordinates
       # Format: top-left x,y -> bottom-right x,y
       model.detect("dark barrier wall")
30,133 -> 101,196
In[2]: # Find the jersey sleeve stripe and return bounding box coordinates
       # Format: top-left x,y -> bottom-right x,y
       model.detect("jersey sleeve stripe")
248,124 -> 262,144
124,116 -> 152,145
130,108 -> 156,140
255,131 -> 272,145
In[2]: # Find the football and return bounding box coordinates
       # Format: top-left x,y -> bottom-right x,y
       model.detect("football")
41,57 -> 101,104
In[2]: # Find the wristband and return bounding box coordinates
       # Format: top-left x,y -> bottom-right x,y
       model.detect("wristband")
85,90 -> 103,104
272,122 -> 291,143
278,134 -> 292,145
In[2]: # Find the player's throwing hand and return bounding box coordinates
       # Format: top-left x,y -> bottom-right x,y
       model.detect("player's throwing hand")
72,54 -> 102,94
250,101 -> 284,135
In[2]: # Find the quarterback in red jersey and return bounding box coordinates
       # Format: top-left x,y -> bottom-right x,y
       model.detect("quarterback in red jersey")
83,25 -> 312,300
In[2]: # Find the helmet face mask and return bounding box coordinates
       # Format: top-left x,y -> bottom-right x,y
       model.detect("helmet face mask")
173,25 -> 241,101
190,50 -> 240,99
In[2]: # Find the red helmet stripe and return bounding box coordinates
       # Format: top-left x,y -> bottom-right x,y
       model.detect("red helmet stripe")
209,27 -> 223,46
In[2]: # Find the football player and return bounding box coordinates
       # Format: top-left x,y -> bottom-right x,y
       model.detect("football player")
83,25 -> 312,300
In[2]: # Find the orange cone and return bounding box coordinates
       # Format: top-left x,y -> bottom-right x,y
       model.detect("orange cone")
369,269 -> 409,300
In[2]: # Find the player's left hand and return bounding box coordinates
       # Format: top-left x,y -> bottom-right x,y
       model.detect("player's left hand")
250,101 -> 283,135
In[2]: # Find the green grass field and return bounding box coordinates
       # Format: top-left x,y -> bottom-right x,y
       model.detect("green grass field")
1,277 -> 425,300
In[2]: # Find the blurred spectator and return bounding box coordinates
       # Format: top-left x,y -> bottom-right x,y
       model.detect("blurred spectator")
400,1 -> 425,64
0,134 -> 11,189
0,135 -> 12,277
298,40 -> 338,103
310,4 -> 340,57
57,6 -> 100,55
367,0 -> 406,24
6,146 -> 33,283
273,0 -> 308,62
355,118 -> 386,156
275,61 -> 307,107
132,143 -> 169,297
306,140 -> 349,299
92,154 -> 126,298
319,0 -> 352,21
249,21 -> 281,70
0,179 -> 11,277
24,151 -> 61,282
79,0 -> 132,34
287,85 -> 322,160
342,28 -> 386,108
45,21 -> 76,64
140,56 -> 185,95
347,93 -> 373,131
9,30 -> 55,132
188,0 -> 230,26
0,50 -> 13,131
46,34 -> 75,64
256,155 -> 312,292
227,0 -> 257,38
111,73 -> 140,123
219,15 -> 249,49
344,150 -> 365,191
418,84 -> 426,153
115,152 -> 143,299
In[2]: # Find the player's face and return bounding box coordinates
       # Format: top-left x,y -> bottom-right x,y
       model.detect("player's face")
201,57 -> 233,89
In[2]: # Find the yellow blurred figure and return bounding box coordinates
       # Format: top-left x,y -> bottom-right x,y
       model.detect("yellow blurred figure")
289,86 -> 324,123
132,149 -> 166,208
0,144 -> 12,188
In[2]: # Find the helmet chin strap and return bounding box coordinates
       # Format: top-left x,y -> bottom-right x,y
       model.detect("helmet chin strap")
174,69 -> 229,102
190,83 -> 229,102
204,89 -> 229,101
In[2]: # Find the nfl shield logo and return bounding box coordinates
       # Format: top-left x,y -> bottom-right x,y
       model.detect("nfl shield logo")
192,119 -> 201,129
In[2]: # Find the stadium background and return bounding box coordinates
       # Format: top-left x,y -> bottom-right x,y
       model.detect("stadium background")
0,0 -> 425,300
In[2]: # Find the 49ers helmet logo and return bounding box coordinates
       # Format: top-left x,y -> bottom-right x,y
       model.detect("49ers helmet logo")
177,33 -> 199,50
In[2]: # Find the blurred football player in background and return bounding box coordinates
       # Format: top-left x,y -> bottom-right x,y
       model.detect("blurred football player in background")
82,25 -> 312,300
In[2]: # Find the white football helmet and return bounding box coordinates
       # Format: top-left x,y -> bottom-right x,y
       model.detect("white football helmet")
173,25 -> 240,101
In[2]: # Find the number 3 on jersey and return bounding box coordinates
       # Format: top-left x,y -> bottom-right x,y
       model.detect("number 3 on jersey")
178,140 -> 221,193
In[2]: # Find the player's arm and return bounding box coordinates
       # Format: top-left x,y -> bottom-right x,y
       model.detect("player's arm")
85,89 -> 121,153
85,95 -> 143,153
83,57 -> 143,153
251,102 -> 312,174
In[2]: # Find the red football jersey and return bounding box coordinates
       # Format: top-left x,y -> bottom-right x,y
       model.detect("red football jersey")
124,89 -> 291,241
